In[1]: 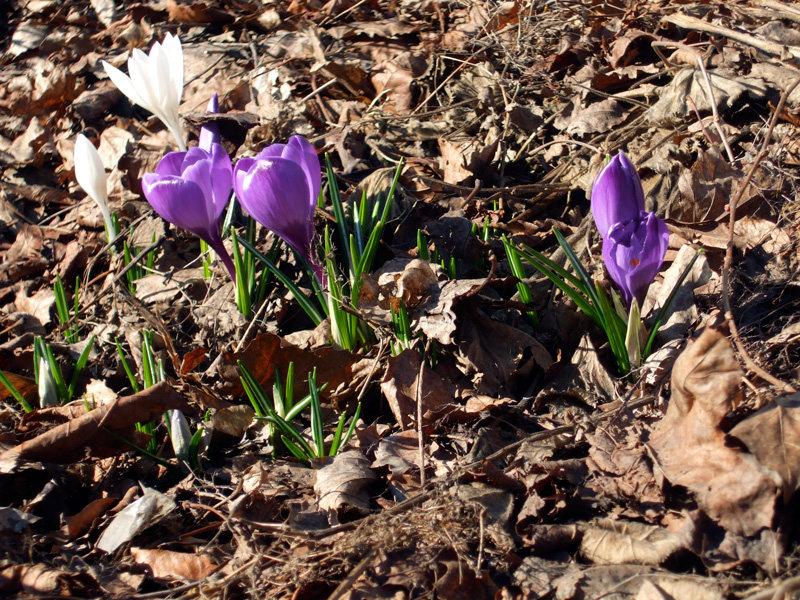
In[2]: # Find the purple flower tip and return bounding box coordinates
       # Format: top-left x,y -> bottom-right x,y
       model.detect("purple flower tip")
142,143 -> 235,279
591,151 -> 645,239
233,135 -> 323,280
199,93 -> 221,152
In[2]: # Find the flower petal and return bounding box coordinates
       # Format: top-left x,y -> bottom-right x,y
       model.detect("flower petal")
154,151 -> 187,177
102,60 -> 145,109
235,156 -> 314,256
74,134 -> 116,237
199,93 -> 220,151
287,135 -> 322,209
603,212 -> 669,307
142,175 -> 218,242
591,151 -> 645,238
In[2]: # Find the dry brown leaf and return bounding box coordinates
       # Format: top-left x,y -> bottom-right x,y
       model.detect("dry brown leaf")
372,430 -> 420,476
580,518 -> 695,566
559,98 -> 629,136
439,132 -> 500,185
0,381 -> 191,465
64,496 -> 117,540
456,308 -> 552,395
314,450 -> 375,519
0,563 -> 99,596
380,349 -> 456,430
650,328 -> 780,538
729,395 -> 800,504
130,548 -> 218,581
586,422 -> 664,519
220,331 -> 361,402
14,283 -> 55,326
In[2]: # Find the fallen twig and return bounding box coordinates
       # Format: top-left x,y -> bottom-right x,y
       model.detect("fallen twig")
721,76 -> 800,394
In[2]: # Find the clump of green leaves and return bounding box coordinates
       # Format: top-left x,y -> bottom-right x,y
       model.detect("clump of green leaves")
239,361 -> 360,465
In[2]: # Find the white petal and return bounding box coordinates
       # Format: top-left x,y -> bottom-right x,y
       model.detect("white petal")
127,53 -> 162,118
164,34 -> 184,106
169,409 -> 192,465
74,134 -> 116,238
102,60 -> 144,108
38,357 -> 58,407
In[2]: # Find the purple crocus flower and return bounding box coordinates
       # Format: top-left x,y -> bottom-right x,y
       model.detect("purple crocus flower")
233,135 -> 322,279
591,151 -> 669,307
141,94 -> 235,279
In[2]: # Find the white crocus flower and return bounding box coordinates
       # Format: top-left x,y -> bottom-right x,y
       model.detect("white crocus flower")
102,33 -> 186,151
38,357 -> 58,407
74,134 -> 118,242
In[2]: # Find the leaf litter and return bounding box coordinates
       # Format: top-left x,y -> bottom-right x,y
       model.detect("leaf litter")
2,0 -> 800,598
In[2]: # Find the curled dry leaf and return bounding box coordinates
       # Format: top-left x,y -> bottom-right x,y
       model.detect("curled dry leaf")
580,518 -> 696,566
650,328 -> 781,537
130,548 -> 218,581
314,450 -> 376,520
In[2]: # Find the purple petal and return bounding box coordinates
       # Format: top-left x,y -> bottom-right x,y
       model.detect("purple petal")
207,144 -> 233,220
154,151 -> 187,177
591,151 -> 645,239
234,156 -> 315,257
287,135 -> 322,208
603,212 -> 669,307
142,174 -> 218,242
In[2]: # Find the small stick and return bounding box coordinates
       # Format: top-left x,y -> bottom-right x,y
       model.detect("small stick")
721,76 -> 800,394
416,343 -> 429,487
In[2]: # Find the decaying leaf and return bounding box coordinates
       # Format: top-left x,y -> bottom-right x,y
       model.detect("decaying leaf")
130,548 -> 218,580
0,382 -> 191,464
580,518 -> 695,566
728,395 -> 800,504
96,486 -> 176,554
220,331 -> 362,401
380,350 -> 456,430
314,450 -> 376,519
650,328 -> 780,538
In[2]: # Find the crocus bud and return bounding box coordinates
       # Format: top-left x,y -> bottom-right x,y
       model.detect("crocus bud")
591,152 -> 645,239
102,33 -> 186,151
168,409 -> 192,467
38,357 -> 58,407
233,135 -> 322,280
74,134 -> 118,242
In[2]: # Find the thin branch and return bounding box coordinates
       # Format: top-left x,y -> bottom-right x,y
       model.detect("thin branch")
721,77 -> 800,394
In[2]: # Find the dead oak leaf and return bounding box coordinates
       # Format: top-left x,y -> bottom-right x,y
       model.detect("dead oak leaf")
314,450 -> 376,520
650,328 -> 780,538
729,395 -> 800,504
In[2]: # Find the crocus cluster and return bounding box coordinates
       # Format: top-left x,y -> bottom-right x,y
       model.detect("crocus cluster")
591,152 -> 669,308
106,35 -> 322,287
